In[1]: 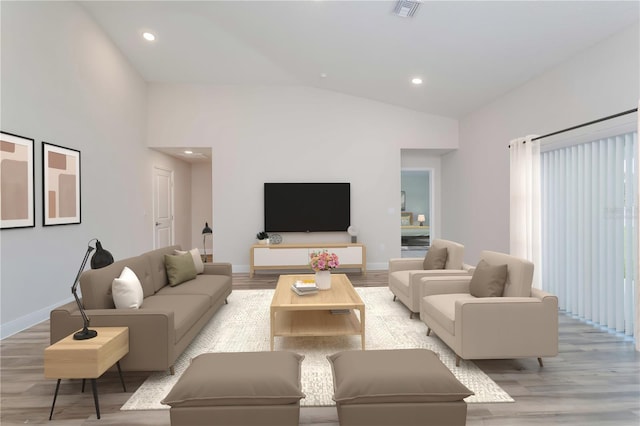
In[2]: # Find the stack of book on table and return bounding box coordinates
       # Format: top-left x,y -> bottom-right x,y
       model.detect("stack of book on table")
291,280 -> 318,296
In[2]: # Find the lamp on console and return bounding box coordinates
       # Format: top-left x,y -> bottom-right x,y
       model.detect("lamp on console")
71,239 -> 114,340
347,225 -> 358,243
202,222 -> 213,262
417,214 -> 426,226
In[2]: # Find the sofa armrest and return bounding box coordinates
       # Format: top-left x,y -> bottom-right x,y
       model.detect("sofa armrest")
50,303 -> 177,372
388,258 -> 424,273
454,296 -> 559,359
420,276 -> 472,296
202,262 -> 232,277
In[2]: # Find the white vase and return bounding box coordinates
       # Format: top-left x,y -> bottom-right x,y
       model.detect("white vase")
315,270 -> 331,290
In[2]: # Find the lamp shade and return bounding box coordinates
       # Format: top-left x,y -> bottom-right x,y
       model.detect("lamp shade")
90,240 -> 114,269
347,225 -> 358,243
202,222 -> 212,235
417,214 -> 426,223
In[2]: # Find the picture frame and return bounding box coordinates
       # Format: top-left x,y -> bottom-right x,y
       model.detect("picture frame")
401,212 -> 413,226
43,142 -> 81,226
0,131 -> 35,229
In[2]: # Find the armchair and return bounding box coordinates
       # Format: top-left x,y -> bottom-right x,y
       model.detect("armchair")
419,251 -> 558,367
389,239 -> 473,318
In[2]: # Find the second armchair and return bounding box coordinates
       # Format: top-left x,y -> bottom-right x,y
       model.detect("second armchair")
389,239 -> 473,318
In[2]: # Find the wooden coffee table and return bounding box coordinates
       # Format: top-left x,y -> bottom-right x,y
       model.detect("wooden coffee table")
270,274 -> 365,351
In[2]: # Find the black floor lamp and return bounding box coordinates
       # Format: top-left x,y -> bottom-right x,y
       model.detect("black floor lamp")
71,239 -> 114,340
202,222 -> 212,262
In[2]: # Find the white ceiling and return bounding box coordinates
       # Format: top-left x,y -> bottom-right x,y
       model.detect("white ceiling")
81,1 -> 639,119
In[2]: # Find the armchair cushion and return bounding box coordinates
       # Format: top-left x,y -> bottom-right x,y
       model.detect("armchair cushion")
469,260 -> 508,298
424,293 -> 475,335
423,246 -> 448,270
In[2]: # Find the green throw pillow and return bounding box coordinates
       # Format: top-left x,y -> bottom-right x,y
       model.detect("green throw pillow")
164,253 -> 197,287
469,259 -> 508,297
423,246 -> 448,270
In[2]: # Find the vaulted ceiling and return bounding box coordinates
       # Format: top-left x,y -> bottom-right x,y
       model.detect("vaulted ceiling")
81,1 -> 639,118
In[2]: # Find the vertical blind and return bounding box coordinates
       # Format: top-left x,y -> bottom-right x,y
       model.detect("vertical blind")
541,131 -> 638,336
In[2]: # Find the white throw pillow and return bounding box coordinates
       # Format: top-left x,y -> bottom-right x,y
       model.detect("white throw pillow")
174,248 -> 205,274
112,266 -> 144,309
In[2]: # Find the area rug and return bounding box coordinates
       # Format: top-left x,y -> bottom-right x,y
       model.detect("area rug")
121,287 -> 513,410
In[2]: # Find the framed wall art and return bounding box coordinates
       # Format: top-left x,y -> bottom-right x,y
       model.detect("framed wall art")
0,131 -> 35,229
43,142 -> 81,226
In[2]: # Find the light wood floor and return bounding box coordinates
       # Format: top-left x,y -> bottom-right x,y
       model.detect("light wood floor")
2,271 -> 639,425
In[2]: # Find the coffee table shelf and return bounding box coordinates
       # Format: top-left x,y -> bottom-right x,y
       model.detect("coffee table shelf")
273,310 -> 362,337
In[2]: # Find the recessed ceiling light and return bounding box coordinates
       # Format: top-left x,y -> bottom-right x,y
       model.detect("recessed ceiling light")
320,73 -> 327,78
184,150 -> 193,155
411,78 -> 423,85
142,32 -> 156,42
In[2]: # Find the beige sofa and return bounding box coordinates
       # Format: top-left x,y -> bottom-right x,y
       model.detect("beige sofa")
420,250 -> 558,367
389,239 -> 473,318
50,245 -> 232,373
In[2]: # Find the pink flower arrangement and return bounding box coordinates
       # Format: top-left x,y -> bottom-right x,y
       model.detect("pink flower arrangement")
309,250 -> 340,272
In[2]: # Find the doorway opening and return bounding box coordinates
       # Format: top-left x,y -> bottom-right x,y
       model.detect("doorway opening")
400,169 -> 432,258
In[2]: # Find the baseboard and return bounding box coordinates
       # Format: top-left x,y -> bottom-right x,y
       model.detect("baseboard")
367,262 -> 388,271
0,296 -> 73,340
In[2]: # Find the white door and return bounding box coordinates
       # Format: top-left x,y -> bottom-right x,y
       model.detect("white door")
153,167 -> 174,248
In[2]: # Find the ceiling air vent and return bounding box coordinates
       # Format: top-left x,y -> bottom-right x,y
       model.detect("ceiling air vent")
393,0 -> 421,18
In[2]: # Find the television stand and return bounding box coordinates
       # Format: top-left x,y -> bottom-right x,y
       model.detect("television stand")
250,243 -> 366,277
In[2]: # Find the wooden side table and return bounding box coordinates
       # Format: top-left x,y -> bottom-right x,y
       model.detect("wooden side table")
45,326 -> 129,420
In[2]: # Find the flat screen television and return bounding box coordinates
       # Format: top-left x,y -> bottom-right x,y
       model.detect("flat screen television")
264,183 -> 350,232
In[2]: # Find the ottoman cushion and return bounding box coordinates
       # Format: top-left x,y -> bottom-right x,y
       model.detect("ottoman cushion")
162,351 -> 305,408
328,349 -> 472,404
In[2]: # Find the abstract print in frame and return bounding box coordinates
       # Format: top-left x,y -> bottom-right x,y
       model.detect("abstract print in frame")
43,142 -> 81,226
0,131 -> 35,229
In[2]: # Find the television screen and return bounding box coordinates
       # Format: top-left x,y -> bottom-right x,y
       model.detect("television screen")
264,183 -> 350,232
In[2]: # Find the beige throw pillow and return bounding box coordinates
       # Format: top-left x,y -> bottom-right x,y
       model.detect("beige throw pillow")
174,248 -> 204,274
112,266 -> 144,309
469,259 -> 508,297
423,246 -> 448,270
164,253 -> 197,287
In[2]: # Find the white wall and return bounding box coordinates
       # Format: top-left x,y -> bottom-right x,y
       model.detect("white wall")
147,85 -> 459,271
442,23 -> 640,264
0,2 -> 151,337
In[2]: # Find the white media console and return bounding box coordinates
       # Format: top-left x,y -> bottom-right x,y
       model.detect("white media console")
249,243 -> 366,277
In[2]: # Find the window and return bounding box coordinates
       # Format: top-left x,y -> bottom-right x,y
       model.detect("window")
541,131 -> 637,336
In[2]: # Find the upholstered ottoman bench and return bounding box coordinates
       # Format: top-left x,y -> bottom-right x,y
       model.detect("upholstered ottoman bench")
161,351 -> 305,426
328,349 -> 473,426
